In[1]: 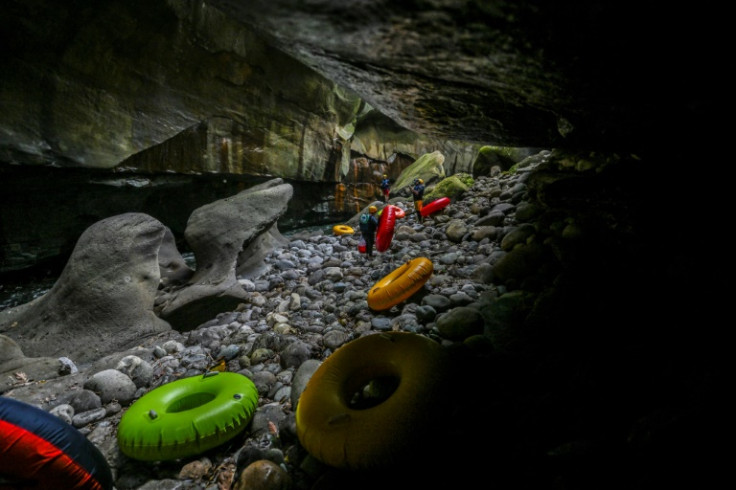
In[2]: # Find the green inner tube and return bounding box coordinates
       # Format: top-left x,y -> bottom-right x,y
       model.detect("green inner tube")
117,372 -> 258,461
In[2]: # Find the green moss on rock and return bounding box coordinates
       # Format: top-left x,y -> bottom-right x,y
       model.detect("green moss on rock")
424,172 -> 473,201
394,150 -> 446,190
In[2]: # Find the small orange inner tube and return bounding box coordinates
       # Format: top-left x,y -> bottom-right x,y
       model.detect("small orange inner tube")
332,225 -> 354,236
367,257 -> 433,311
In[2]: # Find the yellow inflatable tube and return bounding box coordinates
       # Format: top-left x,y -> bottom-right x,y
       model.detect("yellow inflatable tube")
332,224 -> 354,235
367,257 -> 433,311
295,332 -> 449,470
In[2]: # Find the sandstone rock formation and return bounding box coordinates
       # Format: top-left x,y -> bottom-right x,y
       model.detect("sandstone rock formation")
0,213 -> 172,364
154,179 -> 294,331
0,179 -> 295,362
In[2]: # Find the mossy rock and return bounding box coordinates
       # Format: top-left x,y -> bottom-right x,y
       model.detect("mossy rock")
472,146 -> 514,175
394,150 -> 446,192
424,173 -> 473,201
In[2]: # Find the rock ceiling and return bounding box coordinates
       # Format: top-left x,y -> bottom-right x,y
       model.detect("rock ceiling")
1,0 -> 724,170
206,0 -> 723,154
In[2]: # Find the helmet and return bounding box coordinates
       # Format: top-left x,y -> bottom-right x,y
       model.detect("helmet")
369,205 -> 378,214
418,178 -> 424,184
383,174 -> 387,178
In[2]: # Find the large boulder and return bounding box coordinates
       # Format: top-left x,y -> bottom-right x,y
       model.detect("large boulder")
393,151 -> 447,197
0,213 -> 172,364
155,179 -> 293,331
471,146 -> 530,176
424,173 -> 473,202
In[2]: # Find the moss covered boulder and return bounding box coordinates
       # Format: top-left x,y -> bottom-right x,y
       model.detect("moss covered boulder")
424,172 -> 474,202
393,151 -> 447,196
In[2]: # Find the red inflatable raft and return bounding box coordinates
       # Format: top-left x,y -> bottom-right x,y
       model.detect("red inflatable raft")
389,204 -> 406,218
375,204 -> 396,252
420,196 -> 450,217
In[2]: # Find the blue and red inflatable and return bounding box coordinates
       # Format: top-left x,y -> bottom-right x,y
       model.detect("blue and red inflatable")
0,396 -> 112,490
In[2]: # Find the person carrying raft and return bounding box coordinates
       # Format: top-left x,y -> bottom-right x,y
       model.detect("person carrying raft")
358,205 -> 379,257
411,178 -> 425,223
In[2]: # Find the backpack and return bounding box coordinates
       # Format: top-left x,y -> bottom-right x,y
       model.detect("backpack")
359,213 -> 371,233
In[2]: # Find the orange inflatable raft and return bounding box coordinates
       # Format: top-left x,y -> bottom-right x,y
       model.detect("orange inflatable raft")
367,257 -> 433,311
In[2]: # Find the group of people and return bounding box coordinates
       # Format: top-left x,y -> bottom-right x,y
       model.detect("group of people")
376,174 -> 425,218
358,176 -> 425,257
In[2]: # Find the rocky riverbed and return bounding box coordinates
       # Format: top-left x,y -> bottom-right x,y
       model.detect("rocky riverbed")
1,151 -> 721,489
